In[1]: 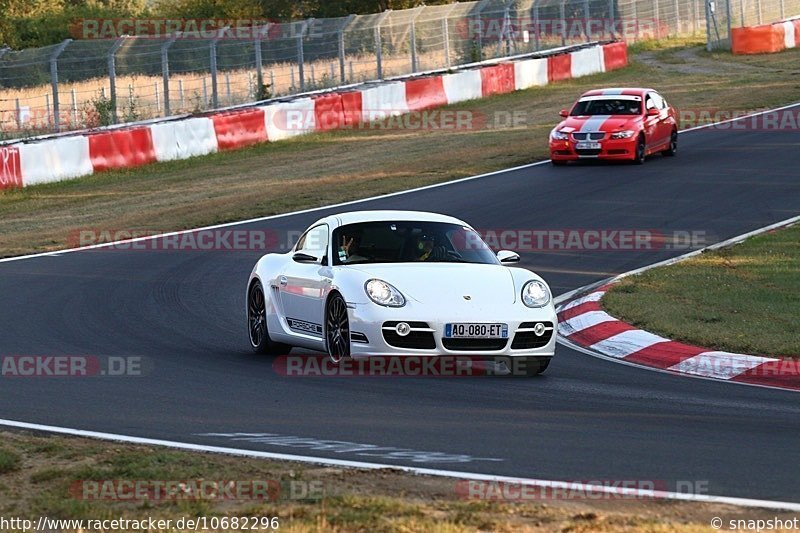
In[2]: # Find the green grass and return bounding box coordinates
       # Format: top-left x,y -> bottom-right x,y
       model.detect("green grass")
603,223 -> 800,357
1,44 -> 800,258
0,448 -> 21,474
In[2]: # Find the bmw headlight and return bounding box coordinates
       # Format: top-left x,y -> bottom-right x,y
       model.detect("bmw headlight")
610,130 -> 635,139
365,279 -> 406,307
521,280 -> 551,308
550,129 -> 569,141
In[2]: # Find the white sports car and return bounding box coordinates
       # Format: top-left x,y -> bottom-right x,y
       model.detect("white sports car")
247,210 -> 557,375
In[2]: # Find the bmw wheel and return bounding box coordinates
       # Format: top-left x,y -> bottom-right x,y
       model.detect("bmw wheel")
248,280 -> 290,355
325,293 -> 350,364
662,130 -> 678,156
634,135 -> 646,165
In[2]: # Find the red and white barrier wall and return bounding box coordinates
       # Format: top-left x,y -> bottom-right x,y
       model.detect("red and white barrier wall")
0,42 -> 628,190
731,17 -> 800,54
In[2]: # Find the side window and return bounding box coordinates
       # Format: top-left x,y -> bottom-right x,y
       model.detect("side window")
295,225 -> 329,259
650,92 -> 665,110
645,95 -> 657,110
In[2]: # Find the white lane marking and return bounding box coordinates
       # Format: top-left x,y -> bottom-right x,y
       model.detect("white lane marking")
558,290 -> 605,312
2,101 -> 799,265
560,310 -> 617,334
0,418 -> 798,511
669,352 -> 779,380
196,432 -> 502,464
589,329 -> 668,359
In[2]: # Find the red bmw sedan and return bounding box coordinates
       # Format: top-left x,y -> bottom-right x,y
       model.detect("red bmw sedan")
549,88 -> 678,165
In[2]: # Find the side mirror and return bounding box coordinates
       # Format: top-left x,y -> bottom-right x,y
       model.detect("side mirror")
497,250 -> 520,263
559,109 -> 569,118
647,107 -> 660,116
292,252 -> 319,263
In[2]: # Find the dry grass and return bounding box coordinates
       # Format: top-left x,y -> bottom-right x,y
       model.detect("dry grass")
0,429 -> 793,531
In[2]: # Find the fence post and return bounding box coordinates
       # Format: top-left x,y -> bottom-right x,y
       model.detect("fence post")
633,0 -> 639,41
107,36 -> 126,124
50,39 -> 72,132
443,18 -> 451,68
339,15 -> 356,84
673,0 -> 680,36
254,24 -> 264,96
560,0 -> 567,46
410,19 -> 418,73
374,11 -> 391,79
15,98 -> 22,128
739,0 -> 745,26
71,88 -> 77,126
583,0 -> 591,41
756,0 -> 762,24
209,26 -> 228,109
161,33 -> 179,117
608,0 -> 616,39
654,0 -> 661,39
533,0 -> 541,50
297,19 -> 312,92
780,0 -> 785,20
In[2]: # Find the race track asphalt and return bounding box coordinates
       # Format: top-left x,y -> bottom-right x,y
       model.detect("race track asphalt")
1,109 -> 799,502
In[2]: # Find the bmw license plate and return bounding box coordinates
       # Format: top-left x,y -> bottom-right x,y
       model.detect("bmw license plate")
576,141 -> 601,150
445,323 -> 508,339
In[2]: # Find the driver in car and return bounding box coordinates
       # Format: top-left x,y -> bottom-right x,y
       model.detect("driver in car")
415,234 -> 447,261
339,235 -> 368,263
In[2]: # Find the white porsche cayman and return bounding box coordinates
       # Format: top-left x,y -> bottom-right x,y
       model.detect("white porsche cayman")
247,211 -> 557,375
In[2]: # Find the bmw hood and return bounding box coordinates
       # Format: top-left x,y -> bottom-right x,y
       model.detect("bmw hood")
557,115 -> 641,134
347,263 -> 517,306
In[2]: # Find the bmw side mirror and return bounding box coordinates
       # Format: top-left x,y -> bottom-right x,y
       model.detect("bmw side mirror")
497,250 -> 520,263
292,252 -> 319,263
559,109 -> 569,118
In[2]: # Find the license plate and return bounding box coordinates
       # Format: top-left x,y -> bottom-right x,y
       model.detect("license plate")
576,141 -> 601,149
445,323 -> 508,339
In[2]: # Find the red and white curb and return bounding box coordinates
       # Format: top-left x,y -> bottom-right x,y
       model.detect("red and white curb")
555,216 -> 800,392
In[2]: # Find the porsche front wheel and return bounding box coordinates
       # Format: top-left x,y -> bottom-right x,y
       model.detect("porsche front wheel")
325,293 -> 350,364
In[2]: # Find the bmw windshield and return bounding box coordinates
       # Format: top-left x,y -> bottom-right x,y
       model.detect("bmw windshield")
332,221 -> 499,266
571,97 -> 642,116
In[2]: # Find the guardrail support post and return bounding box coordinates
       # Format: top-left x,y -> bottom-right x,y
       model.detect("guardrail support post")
161,33 -> 180,117
339,15 -> 355,83
108,36 -> 126,124
50,39 -> 72,132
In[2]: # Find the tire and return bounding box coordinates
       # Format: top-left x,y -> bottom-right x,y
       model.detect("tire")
248,280 -> 290,355
662,130 -> 678,156
325,292 -> 350,364
633,135 -> 646,165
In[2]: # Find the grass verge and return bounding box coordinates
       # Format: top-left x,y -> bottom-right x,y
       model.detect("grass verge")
603,223 -> 800,357
0,429 -> 794,532
2,40 -> 800,258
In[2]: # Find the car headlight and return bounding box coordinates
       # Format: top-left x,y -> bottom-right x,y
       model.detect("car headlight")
610,130 -> 635,139
521,280 -> 551,308
365,279 -> 406,307
550,129 -> 569,141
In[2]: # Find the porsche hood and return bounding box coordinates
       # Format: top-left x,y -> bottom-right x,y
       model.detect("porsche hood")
346,263 -> 517,306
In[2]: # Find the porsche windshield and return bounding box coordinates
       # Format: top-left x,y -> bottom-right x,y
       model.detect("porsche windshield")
571,97 -> 641,116
332,221 -> 500,266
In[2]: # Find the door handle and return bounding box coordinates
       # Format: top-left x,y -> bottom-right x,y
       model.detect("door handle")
279,275 -> 288,286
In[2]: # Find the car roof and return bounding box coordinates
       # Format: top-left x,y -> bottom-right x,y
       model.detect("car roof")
310,210 -> 469,229
580,88 -> 655,97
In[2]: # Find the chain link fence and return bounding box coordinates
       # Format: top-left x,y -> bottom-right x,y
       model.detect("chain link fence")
0,0 -> 794,138
705,0 -> 800,49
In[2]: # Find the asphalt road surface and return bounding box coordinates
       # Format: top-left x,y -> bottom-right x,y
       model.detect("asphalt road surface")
1,109 -> 799,502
